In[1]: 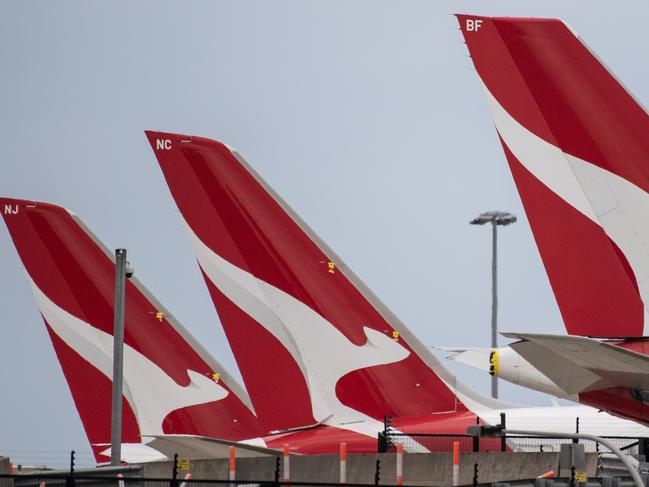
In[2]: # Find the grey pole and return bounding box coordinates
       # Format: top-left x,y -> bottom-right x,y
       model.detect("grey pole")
111,248 -> 127,466
470,211 -> 515,399
491,221 -> 498,399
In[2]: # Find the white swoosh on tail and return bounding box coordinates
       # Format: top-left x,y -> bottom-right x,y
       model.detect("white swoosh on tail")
186,227 -> 410,425
31,280 -> 228,435
482,83 -> 649,332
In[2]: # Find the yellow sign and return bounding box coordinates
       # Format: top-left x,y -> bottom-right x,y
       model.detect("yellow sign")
177,459 -> 190,471
489,349 -> 499,377
574,472 -> 587,483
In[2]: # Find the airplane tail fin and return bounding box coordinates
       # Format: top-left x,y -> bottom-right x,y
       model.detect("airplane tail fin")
457,15 -> 649,337
0,198 -> 263,462
146,131 -> 508,430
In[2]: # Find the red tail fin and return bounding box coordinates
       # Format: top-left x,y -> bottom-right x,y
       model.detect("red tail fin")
146,131 -> 504,429
0,198 -> 263,462
457,15 -> 649,337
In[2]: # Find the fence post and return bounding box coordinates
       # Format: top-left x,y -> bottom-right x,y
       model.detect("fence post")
374,458 -> 381,485
396,442 -> 404,486
229,446 -> 236,481
67,450 -> 75,487
283,444 -> 290,484
117,473 -> 125,487
383,416 -> 393,452
473,463 -> 479,487
377,432 -> 387,453
474,416 -> 481,452
453,441 -> 460,486
570,464 -> 576,487
500,413 -> 506,452
274,456 -> 281,483
172,453 -> 179,487
640,437 -> 649,458
340,442 -> 347,484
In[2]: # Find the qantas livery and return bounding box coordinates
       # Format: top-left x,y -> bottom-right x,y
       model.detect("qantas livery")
143,130 -> 649,452
0,196 -> 501,458
3,145 -> 649,462
0,198 -> 267,462
6,14 -> 649,463
455,14 -> 649,424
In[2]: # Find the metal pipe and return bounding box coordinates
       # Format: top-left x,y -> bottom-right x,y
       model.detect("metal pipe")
469,211 -> 515,399
491,220 -> 498,399
504,429 -> 643,487
111,248 -> 127,466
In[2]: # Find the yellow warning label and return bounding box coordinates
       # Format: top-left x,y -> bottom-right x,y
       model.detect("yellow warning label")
212,372 -> 221,383
392,330 -> 400,341
177,459 -> 190,471
155,311 -> 165,322
489,349 -> 499,377
327,261 -> 335,274
574,472 -> 587,483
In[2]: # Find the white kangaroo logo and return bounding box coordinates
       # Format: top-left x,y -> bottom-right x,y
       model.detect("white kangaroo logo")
30,280 -> 228,436
187,228 -> 411,424
482,82 -> 649,329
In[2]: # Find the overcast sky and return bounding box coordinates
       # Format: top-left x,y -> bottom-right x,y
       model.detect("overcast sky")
1,0 -> 647,468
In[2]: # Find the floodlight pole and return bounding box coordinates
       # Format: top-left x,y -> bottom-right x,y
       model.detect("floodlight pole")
111,248 -> 127,466
470,211 -> 516,399
491,220 -> 498,399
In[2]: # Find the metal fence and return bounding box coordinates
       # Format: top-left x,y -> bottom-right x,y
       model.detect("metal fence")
377,413 -> 649,455
378,432 -> 648,455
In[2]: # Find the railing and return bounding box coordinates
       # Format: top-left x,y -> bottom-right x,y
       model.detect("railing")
377,414 -> 649,455
379,432 -> 648,454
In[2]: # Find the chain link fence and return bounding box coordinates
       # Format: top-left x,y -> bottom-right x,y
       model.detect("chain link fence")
377,415 -> 649,455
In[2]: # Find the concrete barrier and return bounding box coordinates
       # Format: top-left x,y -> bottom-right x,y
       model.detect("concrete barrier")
139,452 -> 599,485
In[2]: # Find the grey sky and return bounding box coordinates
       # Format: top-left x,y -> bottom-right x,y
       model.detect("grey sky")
1,0 -> 647,468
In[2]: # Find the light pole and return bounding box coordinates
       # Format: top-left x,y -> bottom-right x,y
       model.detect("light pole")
111,249 -> 134,466
469,211 -> 516,399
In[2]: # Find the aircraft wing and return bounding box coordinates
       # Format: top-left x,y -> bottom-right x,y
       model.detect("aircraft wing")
503,333 -> 649,394
141,435 -> 284,460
